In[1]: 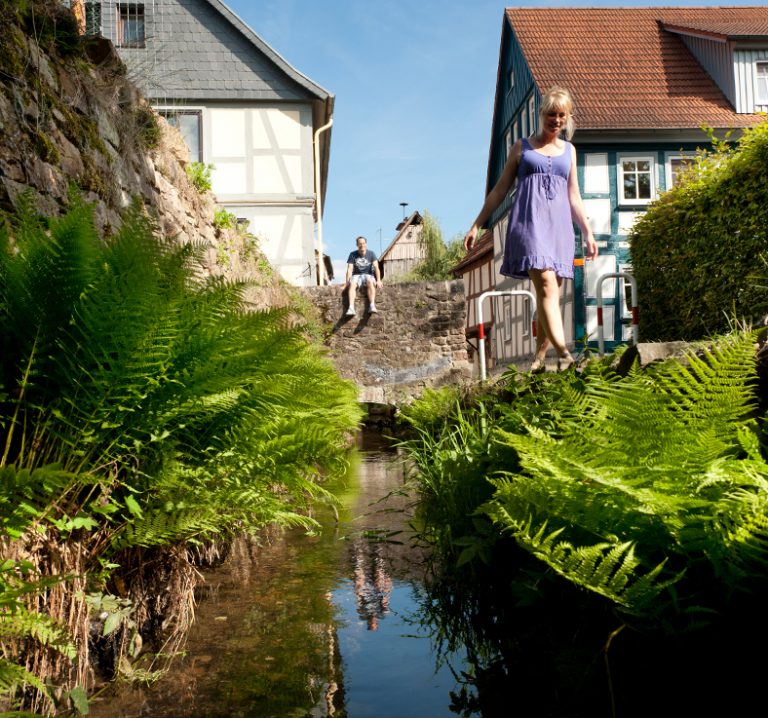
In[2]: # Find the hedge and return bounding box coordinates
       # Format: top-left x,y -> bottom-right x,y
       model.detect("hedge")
629,120 -> 768,340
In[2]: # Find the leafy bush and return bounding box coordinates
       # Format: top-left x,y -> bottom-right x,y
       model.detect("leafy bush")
630,121 -> 768,340
213,206 -> 237,230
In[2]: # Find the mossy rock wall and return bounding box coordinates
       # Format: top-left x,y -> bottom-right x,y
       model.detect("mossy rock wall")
0,0 -> 289,304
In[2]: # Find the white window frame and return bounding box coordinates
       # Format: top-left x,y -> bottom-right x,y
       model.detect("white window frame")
664,152 -> 696,190
527,95 -> 536,135
512,119 -> 519,144
508,68 -> 515,94
756,61 -> 768,106
158,107 -> 204,163
505,128 -> 512,159
618,154 -> 657,206
520,110 -> 527,141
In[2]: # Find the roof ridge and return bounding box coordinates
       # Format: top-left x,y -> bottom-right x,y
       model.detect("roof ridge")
202,0 -> 333,100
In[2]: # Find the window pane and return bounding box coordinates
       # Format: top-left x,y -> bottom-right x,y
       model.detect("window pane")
623,174 -> 637,199
85,2 -> 101,34
638,173 -> 651,198
757,63 -> 768,103
622,161 -> 636,173
163,112 -> 201,162
118,4 -> 145,48
637,160 -> 650,172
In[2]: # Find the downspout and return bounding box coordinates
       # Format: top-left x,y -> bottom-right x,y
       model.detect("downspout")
71,0 -> 86,34
313,118 -> 333,285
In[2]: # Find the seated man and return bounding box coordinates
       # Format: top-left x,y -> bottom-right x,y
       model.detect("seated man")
345,236 -> 382,316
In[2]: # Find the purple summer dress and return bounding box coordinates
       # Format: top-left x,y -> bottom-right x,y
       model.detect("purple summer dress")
500,138 -> 575,280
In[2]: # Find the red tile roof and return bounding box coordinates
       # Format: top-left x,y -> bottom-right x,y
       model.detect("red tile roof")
505,6 -> 768,130
662,18 -> 768,38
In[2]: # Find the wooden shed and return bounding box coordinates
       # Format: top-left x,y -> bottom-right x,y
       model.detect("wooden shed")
378,211 -> 425,281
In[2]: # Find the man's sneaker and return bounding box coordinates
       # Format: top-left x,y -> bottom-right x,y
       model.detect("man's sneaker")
346,307 -> 356,317
368,303 -> 378,314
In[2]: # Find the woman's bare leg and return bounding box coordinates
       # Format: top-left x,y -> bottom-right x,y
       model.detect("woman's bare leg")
529,269 -> 568,357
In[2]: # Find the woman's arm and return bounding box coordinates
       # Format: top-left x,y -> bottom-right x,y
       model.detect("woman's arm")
567,145 -> 598,260
464,140 -> 522,251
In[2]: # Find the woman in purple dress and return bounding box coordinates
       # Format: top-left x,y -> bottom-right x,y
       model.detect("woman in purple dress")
464,87 -> 597,372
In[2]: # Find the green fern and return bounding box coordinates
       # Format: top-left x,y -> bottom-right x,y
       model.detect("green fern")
482,331 -> 768,613
0,198 -> 361,709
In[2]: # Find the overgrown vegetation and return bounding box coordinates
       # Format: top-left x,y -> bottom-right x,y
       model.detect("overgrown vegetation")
133,104 -> 162,150
0,198 -> 361,714
630,121 -> 768,340
185,162 -> 214,193
401,332 -> 768,624
398,211 -> 464,282
213,207 -> 237,231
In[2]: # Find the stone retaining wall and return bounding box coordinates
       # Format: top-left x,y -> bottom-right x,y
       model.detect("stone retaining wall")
304,280 -> 471,405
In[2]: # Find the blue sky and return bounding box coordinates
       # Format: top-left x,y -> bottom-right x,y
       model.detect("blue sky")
224,0 -> 768,280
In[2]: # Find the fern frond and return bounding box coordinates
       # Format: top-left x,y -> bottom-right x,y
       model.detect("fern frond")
487,509 -> 676,611
0,659 -> 50,699
0,607 -> 76,659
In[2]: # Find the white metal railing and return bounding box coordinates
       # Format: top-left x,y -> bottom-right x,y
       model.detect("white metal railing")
595,272 -> 638,356
475,290 -> 537,381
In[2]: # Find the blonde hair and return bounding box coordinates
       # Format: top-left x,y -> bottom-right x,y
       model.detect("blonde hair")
539,86 -> 575,140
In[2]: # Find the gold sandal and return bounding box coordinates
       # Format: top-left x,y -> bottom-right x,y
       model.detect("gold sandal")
557,352 -> 575,372
530,356 -> 547,374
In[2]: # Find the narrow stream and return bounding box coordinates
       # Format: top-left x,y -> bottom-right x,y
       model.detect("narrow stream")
90,432 -> 463,717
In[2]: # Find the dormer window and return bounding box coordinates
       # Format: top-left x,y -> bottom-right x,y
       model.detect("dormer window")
757,62 -> 768,106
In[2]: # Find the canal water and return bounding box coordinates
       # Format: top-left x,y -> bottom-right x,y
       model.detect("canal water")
90,433 -> 465,718
85,431 -> 768,718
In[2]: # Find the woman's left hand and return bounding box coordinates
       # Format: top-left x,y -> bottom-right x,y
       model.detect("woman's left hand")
585,234 -> 598,260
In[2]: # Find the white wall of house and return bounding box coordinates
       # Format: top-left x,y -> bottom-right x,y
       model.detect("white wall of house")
202,104 -> 319,286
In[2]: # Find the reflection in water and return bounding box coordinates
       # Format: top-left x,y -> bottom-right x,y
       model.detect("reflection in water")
352,539 -> 393,631
417,540 -> 768,718
89,435 -> 461,718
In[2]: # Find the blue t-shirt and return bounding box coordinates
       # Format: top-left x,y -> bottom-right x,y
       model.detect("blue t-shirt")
347,249 -> 378,275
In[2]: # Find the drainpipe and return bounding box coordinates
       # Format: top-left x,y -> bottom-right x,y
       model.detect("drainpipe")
71,0 -> 86,34
313,118 -> 333,285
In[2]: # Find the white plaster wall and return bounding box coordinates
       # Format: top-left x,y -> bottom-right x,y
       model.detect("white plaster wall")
584,153 -> 609,193
204,104 -> 317,286
617,211 -> 645,235
583,198 -> 612,235
228,205 -> 316,287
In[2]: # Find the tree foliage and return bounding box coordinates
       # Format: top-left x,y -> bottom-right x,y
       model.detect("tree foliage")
406,211 -> 464,281
629,121 -> 768,340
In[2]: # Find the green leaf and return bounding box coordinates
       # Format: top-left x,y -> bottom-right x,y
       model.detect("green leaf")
123,494 -> 144,519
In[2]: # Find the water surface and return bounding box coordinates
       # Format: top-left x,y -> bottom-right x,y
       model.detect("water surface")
90,433 -> 462,717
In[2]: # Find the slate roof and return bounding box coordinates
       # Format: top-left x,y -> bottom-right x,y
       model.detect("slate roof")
505,6 -> 768,130
203,0 -> 332,101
